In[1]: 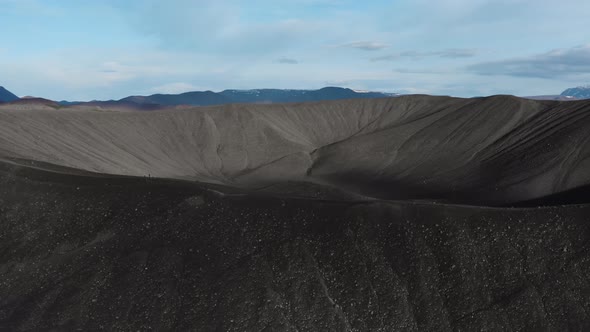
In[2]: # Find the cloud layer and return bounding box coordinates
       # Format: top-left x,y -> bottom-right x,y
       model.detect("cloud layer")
1,0 -> 590,99
277,57 -> 299,64
467,45 -> 590,79
372,49 -> 478,61
338,41 -> 389,51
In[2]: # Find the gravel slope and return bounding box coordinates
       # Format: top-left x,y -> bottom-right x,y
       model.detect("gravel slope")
2,95 -> 590,204
1,161 -> 589,331
2,96 -> 590,330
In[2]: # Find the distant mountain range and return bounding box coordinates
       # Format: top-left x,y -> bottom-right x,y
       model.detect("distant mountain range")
522,85 -> 590,101
0,86 -> 19,102
560,86 -> 590,99
62,87 -> 399,108
524,95 -> 578,101
1,86 -> 399,110
3,84 -> 590,107
528,85 -> 590,100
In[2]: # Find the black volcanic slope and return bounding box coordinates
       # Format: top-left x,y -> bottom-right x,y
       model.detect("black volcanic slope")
2,95 -> 590,205
1,161 -> 589,331
0,98 -> 64,113
1,95 -> 590,330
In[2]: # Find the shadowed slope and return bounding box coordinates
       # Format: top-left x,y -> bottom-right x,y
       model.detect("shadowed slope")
309,96 -> 590,204
1,95 -> 590,204
1,161 -> 589,331
0,86 -> 18,102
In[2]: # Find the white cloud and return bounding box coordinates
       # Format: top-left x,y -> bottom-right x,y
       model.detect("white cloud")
149,82 -> 202,94
371,49 -> 478,61
0,0 -> 63,16
337,41 -> 389,51
3,0 -> 590,100
468,45 -> 590,79
325,79 -> 352,86
277,57 -> 299,64
125,0 -> 327,56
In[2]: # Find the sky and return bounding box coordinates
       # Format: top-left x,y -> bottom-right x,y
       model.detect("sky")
1,0 -> 589,100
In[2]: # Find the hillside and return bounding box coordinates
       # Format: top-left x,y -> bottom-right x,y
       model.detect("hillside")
2,95 -> 590,205
0,86 -> 19,102
110,87 -> 396,107
1,160 -> 589,330
561,86 -> 590,99
0,97 -> 62,111
2,95 -> 590,330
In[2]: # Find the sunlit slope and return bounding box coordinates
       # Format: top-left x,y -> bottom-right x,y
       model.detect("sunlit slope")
1,95 -> 589,203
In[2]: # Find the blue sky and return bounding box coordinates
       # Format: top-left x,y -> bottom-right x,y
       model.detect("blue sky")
1,0 -> 589,100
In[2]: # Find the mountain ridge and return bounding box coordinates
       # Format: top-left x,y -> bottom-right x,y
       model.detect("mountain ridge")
561,85 -> 590,99
5,84 -> 590,105
0,86 -> 19,102
65,87 -> 399,108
